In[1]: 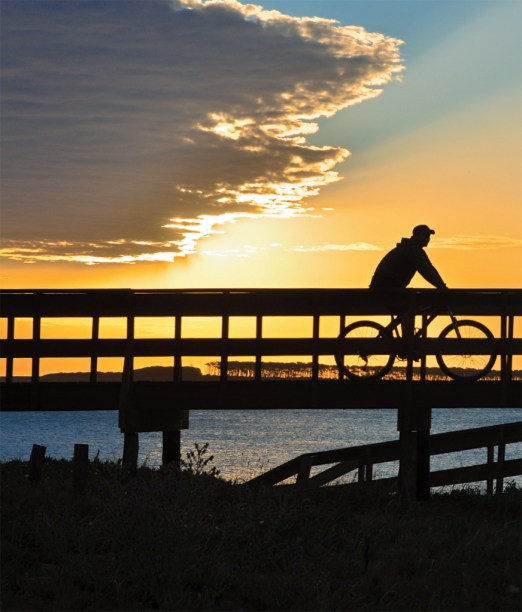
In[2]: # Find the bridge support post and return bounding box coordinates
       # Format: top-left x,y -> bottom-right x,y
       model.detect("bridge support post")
398,404 -> 431,501
163,430 -> 181,471
122,432 -> 139,480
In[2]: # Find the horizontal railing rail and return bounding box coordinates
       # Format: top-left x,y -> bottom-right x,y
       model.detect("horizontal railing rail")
0,287 -> 521,316
2,337 -> 519,358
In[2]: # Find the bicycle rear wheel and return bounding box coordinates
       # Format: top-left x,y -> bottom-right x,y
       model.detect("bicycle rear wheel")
336,321 -> 395,380
436,320 -> 496,380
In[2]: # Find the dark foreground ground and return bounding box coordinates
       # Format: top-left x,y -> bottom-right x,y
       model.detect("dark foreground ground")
1,457 -> 521,611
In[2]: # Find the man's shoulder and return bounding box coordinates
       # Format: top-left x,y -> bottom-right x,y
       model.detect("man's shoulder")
395,240 -> 422,255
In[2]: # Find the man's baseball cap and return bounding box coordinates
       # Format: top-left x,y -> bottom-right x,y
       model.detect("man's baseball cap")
413,224 -> 435,236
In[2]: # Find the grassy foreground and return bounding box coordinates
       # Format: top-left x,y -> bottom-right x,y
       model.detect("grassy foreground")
1,457 -> 521,611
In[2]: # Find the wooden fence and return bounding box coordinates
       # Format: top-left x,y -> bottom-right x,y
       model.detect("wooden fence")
247,421 -> 522,495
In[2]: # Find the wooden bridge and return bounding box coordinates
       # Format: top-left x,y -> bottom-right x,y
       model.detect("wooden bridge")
1,288 -> 521,498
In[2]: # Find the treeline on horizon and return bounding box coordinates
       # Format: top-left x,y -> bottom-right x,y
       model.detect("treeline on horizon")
2,361 -> 517,383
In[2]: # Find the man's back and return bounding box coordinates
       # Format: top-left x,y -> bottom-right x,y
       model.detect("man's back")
370,227 -> 446,289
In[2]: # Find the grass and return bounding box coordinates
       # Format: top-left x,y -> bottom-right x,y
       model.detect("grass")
1,455 -> 521,611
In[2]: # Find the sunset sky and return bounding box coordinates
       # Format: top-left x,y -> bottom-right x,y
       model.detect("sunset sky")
1,0 -> 521,290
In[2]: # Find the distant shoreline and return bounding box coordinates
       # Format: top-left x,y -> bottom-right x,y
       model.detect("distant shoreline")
1,362 -> 519,383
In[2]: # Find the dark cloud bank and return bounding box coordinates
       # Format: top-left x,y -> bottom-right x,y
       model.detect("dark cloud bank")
1,0 -> 403,264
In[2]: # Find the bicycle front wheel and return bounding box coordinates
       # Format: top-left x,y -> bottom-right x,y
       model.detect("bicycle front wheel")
336,321 -> 395,380
436,320 -> 496,380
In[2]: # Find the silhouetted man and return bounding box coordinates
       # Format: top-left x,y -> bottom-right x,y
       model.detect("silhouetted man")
370,225 -> 446,289
370,225 -> 446,356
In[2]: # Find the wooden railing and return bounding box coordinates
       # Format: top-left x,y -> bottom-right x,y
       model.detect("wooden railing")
247,421 -> 522,495
1,288 -> 521,496
1,287 -> 520,395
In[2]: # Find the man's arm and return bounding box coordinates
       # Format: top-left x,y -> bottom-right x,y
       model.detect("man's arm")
416,250 -> 447,289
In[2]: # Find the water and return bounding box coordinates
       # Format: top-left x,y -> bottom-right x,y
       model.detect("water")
1,408 -> 521,485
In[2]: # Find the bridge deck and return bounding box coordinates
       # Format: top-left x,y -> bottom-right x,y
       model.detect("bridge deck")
1,380 -> 521,411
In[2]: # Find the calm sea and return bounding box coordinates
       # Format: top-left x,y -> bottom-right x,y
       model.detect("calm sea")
1,409 -> 521,485
0,409 -> 522,482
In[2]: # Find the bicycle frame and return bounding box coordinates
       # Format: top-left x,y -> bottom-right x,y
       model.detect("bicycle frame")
386,308 -> 460,340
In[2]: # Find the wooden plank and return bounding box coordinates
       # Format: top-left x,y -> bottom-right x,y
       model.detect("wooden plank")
334,457 -> 522,491
247,456 -> 302,486
307,459 -> 359,488
429,458 -> 522,487
430,421 -> 522,454
1,380 -> 521,411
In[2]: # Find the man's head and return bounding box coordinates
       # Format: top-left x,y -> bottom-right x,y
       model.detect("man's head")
412,224 -> 435,247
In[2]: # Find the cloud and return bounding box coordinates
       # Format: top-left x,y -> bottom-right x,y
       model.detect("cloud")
292,242 -> 382,252
1,0 -> 403,264
431,236 -> 522,250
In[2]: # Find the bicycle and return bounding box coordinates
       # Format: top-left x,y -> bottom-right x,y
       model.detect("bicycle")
335,309 -> 496,381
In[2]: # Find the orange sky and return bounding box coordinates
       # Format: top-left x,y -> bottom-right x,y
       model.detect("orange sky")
1,0 -> 521,291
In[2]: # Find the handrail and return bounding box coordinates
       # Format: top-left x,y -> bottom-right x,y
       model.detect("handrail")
1,288 -> 521,316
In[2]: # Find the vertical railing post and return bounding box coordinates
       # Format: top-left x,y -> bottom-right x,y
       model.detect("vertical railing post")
507,314 -> 514,381
500,296 -> 514,404
296,455 -> 313,496
338,314 -> 346,380
486,445 -> 494,495
500,311 -> 508,400
420,313 -> 428,382
31,315 -> 41,410
5,316 -> 14,383
358,449 -> 373,483
90,316 -> 99,383
126,315 -> 134,383
404,292 -> 416,383
357,460 -> 365,483
174,315 -> 182,382
312,314 -> 320,380
221,314 -> 229,382
255,315 -> 262,380
496,428 -> 506,495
